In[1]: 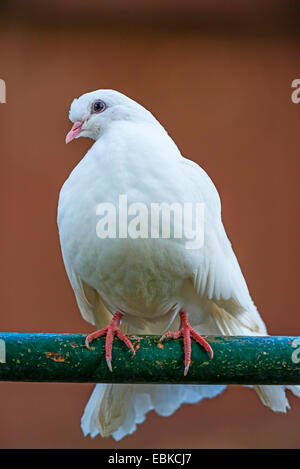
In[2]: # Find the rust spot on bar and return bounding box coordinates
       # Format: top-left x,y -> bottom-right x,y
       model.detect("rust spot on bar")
45,352 -> 65,362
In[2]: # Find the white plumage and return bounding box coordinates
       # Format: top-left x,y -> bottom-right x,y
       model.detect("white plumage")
57,89 -> 300,440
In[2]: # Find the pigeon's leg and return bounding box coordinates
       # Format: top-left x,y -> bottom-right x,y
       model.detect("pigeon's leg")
159,311 -> 213,376
85,312 -> 135,372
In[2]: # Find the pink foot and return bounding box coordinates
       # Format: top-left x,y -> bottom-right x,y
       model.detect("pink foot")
85,312 -> 135,372
159,311 -> 213,376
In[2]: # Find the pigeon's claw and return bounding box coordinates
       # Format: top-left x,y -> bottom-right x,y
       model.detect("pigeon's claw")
159,330 -> 181,342
85,312 -> 135,372
159,311 -> 213,376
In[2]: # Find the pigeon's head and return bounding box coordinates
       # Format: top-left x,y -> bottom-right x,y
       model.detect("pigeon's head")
65,89 -> 158,143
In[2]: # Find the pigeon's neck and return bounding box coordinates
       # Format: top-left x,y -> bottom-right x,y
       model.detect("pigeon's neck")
87,119 -> 182,184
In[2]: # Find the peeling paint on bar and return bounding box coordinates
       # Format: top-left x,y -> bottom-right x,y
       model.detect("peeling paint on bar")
0,333 -> 299,385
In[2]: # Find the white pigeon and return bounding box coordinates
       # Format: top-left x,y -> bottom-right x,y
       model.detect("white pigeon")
58,89 -> 300,441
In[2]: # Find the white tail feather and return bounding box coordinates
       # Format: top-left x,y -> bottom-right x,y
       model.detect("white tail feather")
81,382 -> 226,441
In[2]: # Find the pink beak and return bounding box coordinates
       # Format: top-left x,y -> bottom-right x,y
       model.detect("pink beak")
65,121 -> 83,144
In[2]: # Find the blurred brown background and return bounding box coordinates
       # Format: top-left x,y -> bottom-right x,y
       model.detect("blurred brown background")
0,0 -> 300,449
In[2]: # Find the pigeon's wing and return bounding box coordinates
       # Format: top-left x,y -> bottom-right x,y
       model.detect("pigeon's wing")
61,250 -> 112,329
180,157 -> 267,335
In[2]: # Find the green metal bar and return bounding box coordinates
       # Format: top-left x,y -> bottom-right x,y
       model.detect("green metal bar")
0,333 -> 299,385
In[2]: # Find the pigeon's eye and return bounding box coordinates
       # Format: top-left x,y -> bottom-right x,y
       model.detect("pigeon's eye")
92,100 -> 106,114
